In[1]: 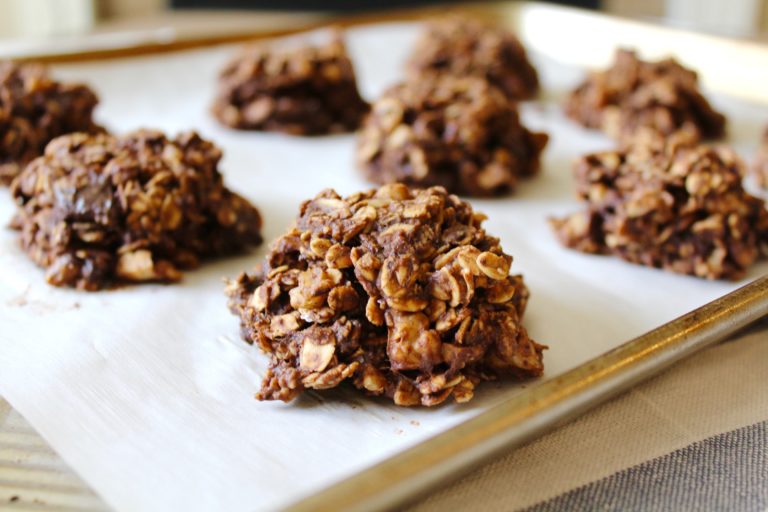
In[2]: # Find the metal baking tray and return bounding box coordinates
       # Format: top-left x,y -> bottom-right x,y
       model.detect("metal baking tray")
2,3 -> 767,511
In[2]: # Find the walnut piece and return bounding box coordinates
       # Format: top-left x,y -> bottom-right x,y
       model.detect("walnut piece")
211,31 -> 369,135
551,131 -> 768,280
406,17 -> 539,100
357,75 -> 548,197
564,49 -> 726,143
11,130 -> 263,290
227,185 -> 545,407
0,61 -> 102,185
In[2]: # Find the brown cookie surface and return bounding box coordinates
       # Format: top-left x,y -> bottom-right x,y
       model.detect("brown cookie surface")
407,17 -> 539,101
211,32 -> 369,135
12,130 -> 263,290
0,61 -> 102,185
551,132 -> 768,280
564,49 -> 726,143
226,185 -> 544,406
357,76 -> 548,197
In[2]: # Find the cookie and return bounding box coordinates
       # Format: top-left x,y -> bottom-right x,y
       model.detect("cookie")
226,185 -> 545,406
551,132 -> 768,279
564,49 -> 726,143
11,130 -> 263,289
357,76 -> 548,196
0,61 -> 101,185
212,32 -> 369,135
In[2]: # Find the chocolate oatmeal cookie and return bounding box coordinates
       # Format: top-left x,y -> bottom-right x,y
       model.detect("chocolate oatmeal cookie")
564,49 -> 726,143
407,17 -> 539,100
0,61 -> 101,185
211,32 -> 369,135
11,130 -> 263,290
551,131 -> 768,280
357,76 -> 548,197
226,185 -> 545,406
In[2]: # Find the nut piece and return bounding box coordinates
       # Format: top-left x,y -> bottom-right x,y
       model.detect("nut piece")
551,133 -> 768,280
300,339 -> 335,373
211,30 -> 369,135
0,61 -> 102,185
406,17 -> 539,100
564,49 -> 726,144
115,250 -> 183,282
226,185 -> 545,407
11,130 -> 263,290
357,75 -> 548,197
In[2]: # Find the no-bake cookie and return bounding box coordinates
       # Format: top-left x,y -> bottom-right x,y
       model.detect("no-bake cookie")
564,49 -> 726,143
0,61 -> 101,185
11,130 -> 263,290
551,131 -> 768,280
407,17 -> 539,100
211,32 -> 369,135
357,76 -> 548,197
226,185 -> 545,406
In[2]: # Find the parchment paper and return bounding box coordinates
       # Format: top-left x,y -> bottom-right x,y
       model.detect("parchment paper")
1,23 -> 767,512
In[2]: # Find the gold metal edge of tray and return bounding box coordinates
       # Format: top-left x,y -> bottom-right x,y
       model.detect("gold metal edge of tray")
286,275 -> 768,512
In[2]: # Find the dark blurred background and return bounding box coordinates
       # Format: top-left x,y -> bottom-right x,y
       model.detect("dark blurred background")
170,0 -> 599,9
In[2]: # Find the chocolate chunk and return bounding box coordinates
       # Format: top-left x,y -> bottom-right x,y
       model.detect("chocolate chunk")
11,130 -> 263,290
551,131 -> 768,280
211,31 -> 369,135
356,76 -> 548,197
226,185 -> 545,406
0,61 -> 102,185
564,49 -> 726,143
407,17 -> 539,100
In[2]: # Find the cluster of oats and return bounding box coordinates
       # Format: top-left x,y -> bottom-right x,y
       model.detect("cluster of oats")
211,32 -> 369,135
753,128 -> 768,189
564,49 -> 726,143
406,17 -> 539,101
551,131 -> 768,279
0,61 -> 102,185
11,130 -> 263,290
227,185 -> 544,406
356,76 -> 548,197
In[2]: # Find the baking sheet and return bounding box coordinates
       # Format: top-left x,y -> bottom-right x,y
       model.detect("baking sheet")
1,22 -> 767,512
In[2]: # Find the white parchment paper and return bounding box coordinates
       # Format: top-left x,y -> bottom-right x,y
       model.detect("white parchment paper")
1,23 -> 767,512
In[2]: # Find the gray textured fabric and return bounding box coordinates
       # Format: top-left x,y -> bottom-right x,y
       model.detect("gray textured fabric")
527,421 -> 768,512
